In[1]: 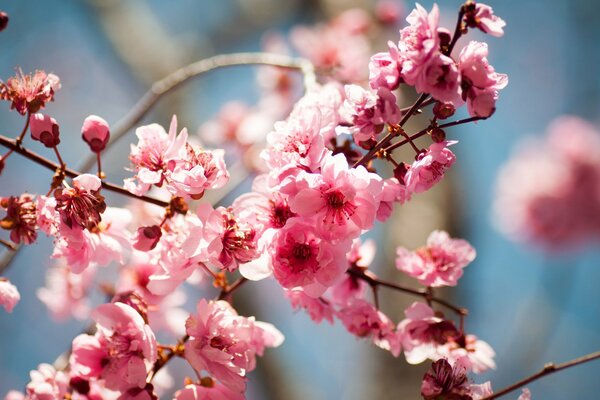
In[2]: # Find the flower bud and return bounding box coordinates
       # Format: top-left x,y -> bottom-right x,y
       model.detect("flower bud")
29,113 -> 60,148
437,27 -> 452,49
430,127 -> 446,143
81,115 -> 110,153
132,225 -> 162,251
433,102 -> 456,120
0,12 -> 8,32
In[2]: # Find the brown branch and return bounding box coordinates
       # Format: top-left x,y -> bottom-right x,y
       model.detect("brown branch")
80,52 -> 317,173
353,93 -> 430,168
481,350 -> 600,400
0,134 -> 168,207
218,277 -> 248,301
347,268 -> 468,317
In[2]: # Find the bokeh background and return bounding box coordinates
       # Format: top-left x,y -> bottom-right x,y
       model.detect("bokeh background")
1,0 -> 600,398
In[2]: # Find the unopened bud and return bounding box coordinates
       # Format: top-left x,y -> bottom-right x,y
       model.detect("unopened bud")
29,113 -> 60,148
0,12 -> 8,32
81,115 -> 110,153
169,196 -> 189,215
433,102 -> 456,120
430,127 -> 446,143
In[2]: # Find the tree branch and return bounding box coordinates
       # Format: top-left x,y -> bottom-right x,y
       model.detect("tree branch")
481,350 -> 600,399
80,52 -> 317,173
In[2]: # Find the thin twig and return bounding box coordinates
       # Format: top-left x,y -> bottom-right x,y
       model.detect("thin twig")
347,268 -> 468,317
80,52 -> 317,173
353,93 -> 430,168
0,238 -> 16,251
481,350 -> 600,400
0,134 -> 168,207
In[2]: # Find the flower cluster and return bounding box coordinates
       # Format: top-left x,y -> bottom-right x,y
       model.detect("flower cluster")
0,2 -> 526,399
495,116 -> 600,249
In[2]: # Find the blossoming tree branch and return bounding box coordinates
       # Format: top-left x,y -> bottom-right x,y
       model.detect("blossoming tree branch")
0,2 -> 597,399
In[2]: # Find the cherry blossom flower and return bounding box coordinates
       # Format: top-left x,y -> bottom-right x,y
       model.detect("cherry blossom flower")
132,225 -> 162,252
53,207 -> 132,274
285,289 -> 335,324
369,42 -> 402,91
37,263 -> 95,320
405,141 -> 456,194
438,335 -> 496,374
343,85 -> 401,144
286,152 -> 383,240
184,299 -> 283,393
465,3 -> 506,37
23,363 -> 69,400
337,299 -> 401,356
416,54 -> 461,104
125,116 -> 187,196
54,174 -> 106,231
270,218 -> 351,297
70,302 -> 157,392
166,145 -> 229,200
518,388 -> 532,400
398,302 -> 460,364
396,230 -> 476,287
421,358 -> 472,400
174,381 -> 244,400
290,9 -> 372,82
399,4 -> 440,87
29,113 -> 60,148
0,278 -> 20,313
494,116 -> 600,249
82,115 -> 110,153
459,41 -> 508,118
1,194 -> 37,244
0,70 -> 60,115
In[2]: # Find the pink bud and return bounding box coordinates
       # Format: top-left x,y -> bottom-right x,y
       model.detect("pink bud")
81,115 -> 110,153
132,225 -> 162,251
29,113 -> 60,148
0,12 -> 9,32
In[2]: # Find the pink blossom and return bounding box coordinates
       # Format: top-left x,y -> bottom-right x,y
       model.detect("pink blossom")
0,278 -> 20,313
494,116 -> 600,249
375,0 -> 403,25
330,239 -> 373,305
518,388 -> 532,400
470,381 -> 494,399
416,54 -> 461,103
290,9 -> 371,82
53,207 -> 132,273
337,299 -> 400,356
396,230 -> 476,287
399,3 -> 440,86
3,391 -> 24,400
29,113 -> 60,148
174,382 -> 244,400
24,363 -> 69,400
36,195 -> 58,236
466,3 -> 506,37
459,41 -> 508,118
54,174 -> 106,231
285,289 -> 334,324
0,70 -> 60,115
184,299 -> 283,393
368,42 -> 402,91
343,85 -> 401,144
398,302 -> 460,364
166,145 -> 229,200
287,152 -> 382,240
1,194 -> 37,244
270,218 -> 351,297
70,302 -> 157,392
125,116 -> 187,196
439,336 -> 496,374
405,141 -> 456,194
377,178 -> 411,222
82,115 -> 110,153
293,83 -> 346,143
261,106 -> 327,173
132,225 -> 162,252
421,358 -> 472,400
37,263 -> 94,320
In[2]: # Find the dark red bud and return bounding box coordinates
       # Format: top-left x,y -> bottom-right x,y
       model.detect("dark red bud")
0,12 -> 8,32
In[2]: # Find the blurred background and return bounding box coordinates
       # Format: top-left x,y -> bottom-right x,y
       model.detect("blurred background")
1,0 -> 600,398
